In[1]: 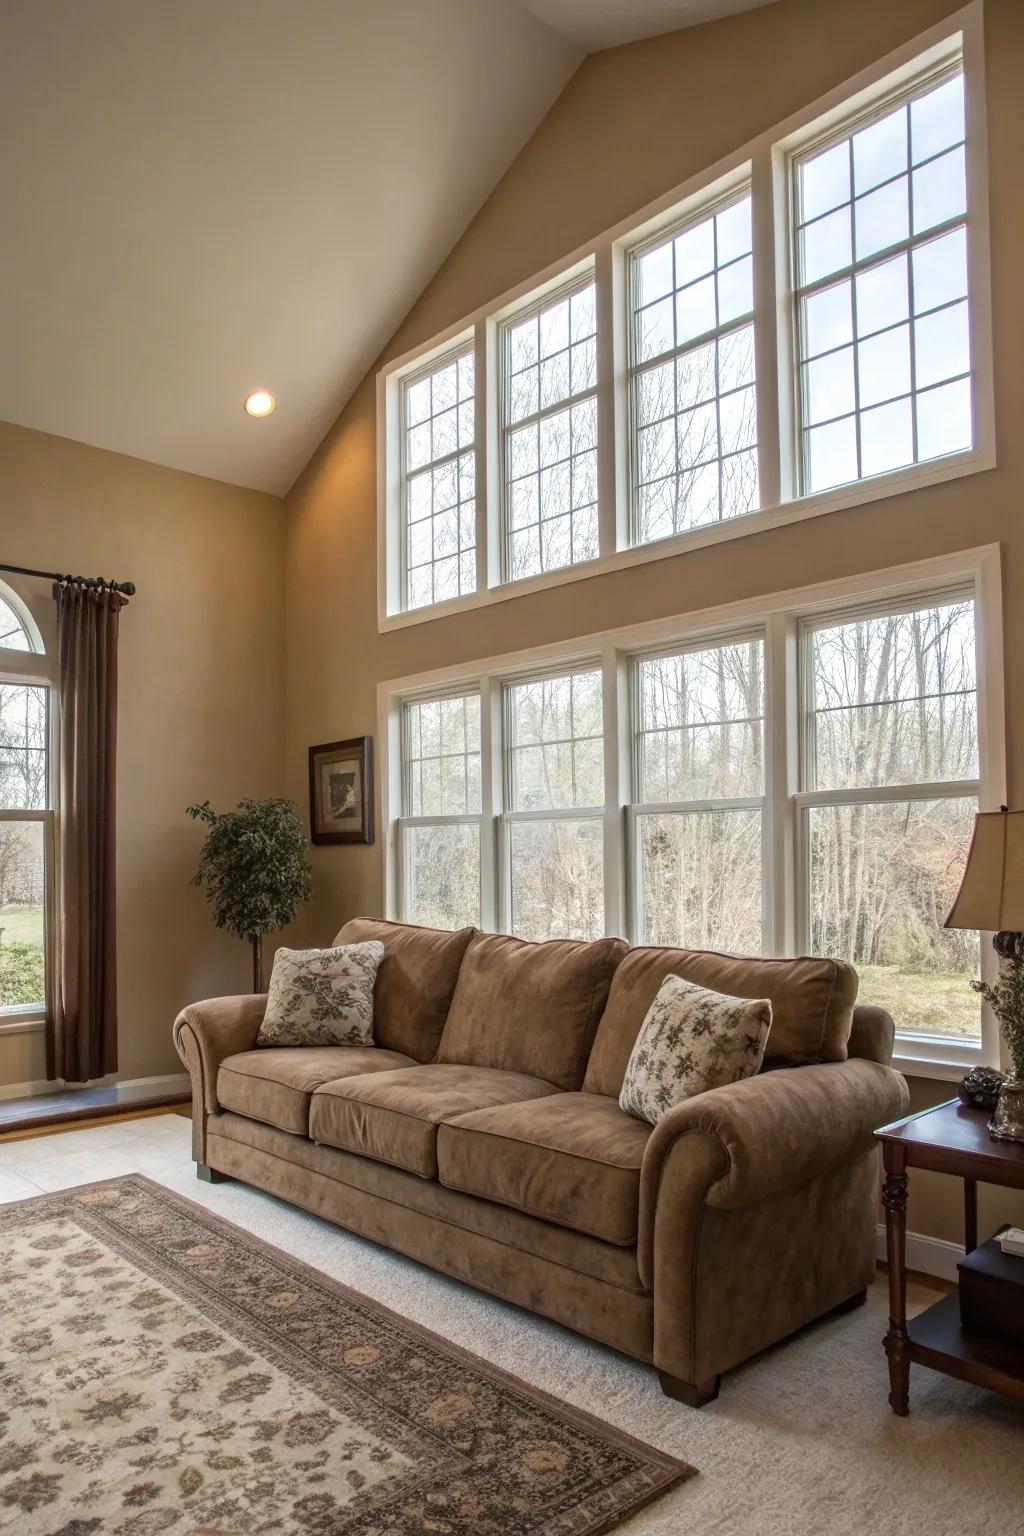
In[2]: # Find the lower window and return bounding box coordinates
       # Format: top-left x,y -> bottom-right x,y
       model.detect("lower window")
401,821 -> 481,931
807,796 -> 979,1040
0,678 -> 50,1017
507,816 -> 604,942
0,819 -> 46,1012
635,806 -> 762,952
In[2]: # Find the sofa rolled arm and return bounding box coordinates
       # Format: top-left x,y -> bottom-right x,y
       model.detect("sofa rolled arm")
173,994 -> 268,1115
638,1058 -> 908,1283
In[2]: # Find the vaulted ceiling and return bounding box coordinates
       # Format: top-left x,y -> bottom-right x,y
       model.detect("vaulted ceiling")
519,1 -> 776,51
0,1 -> 776,494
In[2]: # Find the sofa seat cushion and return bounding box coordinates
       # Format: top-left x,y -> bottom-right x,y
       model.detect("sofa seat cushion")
310,1064 -> 559,1178
217,1047 -> 417,1135
437,1092 -> 651,1246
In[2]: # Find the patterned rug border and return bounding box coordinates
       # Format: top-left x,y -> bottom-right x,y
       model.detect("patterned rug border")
3,1173 -> 697,1534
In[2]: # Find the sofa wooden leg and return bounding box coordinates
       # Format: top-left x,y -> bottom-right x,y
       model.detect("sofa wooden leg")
657,1370 -> 721,1407
196,1163 -> 231,1184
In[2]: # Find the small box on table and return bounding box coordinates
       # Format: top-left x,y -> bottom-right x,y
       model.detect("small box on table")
958,1228 -> 1024,1345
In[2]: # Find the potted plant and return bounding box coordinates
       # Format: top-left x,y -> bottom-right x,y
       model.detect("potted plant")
946,807 -> 1024,1142
187,798 -> 313,991
972,938 -> 1024,1141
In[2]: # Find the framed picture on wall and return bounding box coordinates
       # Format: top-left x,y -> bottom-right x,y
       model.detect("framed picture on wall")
308,736 -> 374,845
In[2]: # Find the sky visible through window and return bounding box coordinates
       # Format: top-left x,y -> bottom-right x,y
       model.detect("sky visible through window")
403,351 -> 477,610
795,71 -> 971,493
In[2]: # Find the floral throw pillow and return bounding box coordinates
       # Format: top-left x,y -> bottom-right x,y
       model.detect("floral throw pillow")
619,974 -> 772,1126
257,942 -> 384,1048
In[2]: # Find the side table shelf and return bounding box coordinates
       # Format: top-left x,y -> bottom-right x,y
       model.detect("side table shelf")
876,1099 -> 1024,1415
907,1292 -> 1024,1403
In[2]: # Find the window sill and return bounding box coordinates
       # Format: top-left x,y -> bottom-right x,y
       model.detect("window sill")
0,1011 -> 46,1037
893,1041 -> 988,1082
380,445 -> 995,633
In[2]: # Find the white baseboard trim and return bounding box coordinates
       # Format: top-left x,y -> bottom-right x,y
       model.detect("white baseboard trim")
876,1223 -> 964,1283
0,1071 -> 190,1103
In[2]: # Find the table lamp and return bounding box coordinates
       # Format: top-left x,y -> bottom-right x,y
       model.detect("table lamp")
945,806 -> 1024,1142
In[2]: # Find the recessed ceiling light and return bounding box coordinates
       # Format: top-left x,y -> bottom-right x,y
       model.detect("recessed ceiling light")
244,389 -> 276,418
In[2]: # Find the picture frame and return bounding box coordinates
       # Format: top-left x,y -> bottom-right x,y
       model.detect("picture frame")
308,736 -> 374,846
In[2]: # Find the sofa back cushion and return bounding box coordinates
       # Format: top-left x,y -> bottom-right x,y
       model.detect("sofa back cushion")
584,945 -> 858,1095
436,931 -> 627,1091
333,918 -> 476,1062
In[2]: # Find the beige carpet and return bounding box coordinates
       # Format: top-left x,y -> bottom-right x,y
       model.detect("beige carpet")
2,1113 -> 1022,1535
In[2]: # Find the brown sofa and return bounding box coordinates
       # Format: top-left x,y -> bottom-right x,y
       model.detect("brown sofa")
173,918 -> 908,1405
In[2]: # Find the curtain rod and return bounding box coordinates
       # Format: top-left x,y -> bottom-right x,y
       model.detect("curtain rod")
0,561 -> 135,597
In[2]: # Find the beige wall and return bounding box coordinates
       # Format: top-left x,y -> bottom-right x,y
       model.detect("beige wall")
0,420 -> 286,1090
283,0 -> 1024,1243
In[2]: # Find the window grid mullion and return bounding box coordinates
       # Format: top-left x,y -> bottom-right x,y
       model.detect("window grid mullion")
906,109 -> 922,466
793,210 -> 966,305
795,777 -> 979,810
847,137 -> 865,483
505,381 -> 598,437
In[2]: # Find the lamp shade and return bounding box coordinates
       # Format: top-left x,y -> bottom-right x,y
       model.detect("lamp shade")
945,809 -> 1024,932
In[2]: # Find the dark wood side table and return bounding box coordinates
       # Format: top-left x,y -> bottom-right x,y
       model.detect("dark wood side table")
875,1099 -> 1024,1414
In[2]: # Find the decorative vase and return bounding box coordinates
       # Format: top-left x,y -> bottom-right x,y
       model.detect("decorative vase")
958,1065 -> 1005,1111
989,1076 -> 1024,1144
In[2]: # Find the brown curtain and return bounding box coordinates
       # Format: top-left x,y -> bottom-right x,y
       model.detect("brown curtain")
47,581 -> 127,1082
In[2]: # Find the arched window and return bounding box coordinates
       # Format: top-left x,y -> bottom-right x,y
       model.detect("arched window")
0,580 -> 53,1029
0,592 -> 33,652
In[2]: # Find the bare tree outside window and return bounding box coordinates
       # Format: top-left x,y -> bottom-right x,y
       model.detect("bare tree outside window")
501,282 -> 598,580
633,639 -> 764,951
805,598 -> 979,1037
0,597 -> 32,653
505,669 -> 604,941
629,192 -> 758,544
0,679 -> 48,1010
403,349 -> 476,610
400,692 -> 482,929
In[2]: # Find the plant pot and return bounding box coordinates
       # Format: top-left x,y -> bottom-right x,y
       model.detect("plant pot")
989,1076 -> 1024,1144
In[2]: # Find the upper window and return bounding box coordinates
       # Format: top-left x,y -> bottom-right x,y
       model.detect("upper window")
631,637 -> 764,951
794,67 -> 971,494
629,192 -> 757,543
501,280 -> 598,580
380,21 -> 989,628
402,347 -> 477,610
801,595 -> 979,1041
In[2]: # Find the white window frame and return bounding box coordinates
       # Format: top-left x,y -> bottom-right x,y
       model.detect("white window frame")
394,686 -> 487,931
627,630 -> 768,951
497,271 -> 600,584
790,58 -> 972,496
377,3 -> 992,633
793,587 -> 983,1065
500,660 -> 606,940
0,580 -> 57,1038
626,184 -> 759,545
398,341 -> 478,613
380,543 -> 1005,1079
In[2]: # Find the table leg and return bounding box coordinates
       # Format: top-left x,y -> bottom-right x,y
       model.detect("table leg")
882,1143 -> 910,1416
964,1177 -> 978,1254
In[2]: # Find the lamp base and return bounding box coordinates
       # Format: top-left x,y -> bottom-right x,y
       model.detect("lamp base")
989,1077 -> 1024,1144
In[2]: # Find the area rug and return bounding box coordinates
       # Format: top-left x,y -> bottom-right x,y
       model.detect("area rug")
0,1176 -> 692,1535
